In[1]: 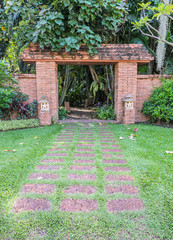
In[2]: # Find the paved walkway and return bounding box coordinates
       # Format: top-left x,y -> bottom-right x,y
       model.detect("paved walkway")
13,123 -> 144,213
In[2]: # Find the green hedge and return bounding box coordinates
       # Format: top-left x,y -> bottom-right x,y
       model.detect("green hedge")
0,119 -> 40,131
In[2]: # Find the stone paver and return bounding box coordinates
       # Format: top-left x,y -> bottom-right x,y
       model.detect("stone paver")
41,159 -> 64,163
106,185 -> 139,195
13,198 -> 50,212
70,165 -> 95,171
21,184 -> 56,194
60,199 -> 98,212
76,149 -> 93,152
68,173 -> 96,181
102,149 -> 122,153
73,153 -> 95,158
28,173 -> 59,180
46,153 -> 67,157
107,199 -> 145,212
101,140 -> 118,143
13,123 -> 144,215
105,166 -> 130,172
73,159 -> 95,164
36,165 -> 62,171
77,144 -> 95,147
101,144 -> 120,148
106,175 -> 134,182
103,159 -> 127,164
102,154 -> 114,158
64,185 -> 96,194
78,140 -> 94,142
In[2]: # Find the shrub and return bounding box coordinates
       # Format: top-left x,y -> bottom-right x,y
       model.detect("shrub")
142,79 -> 173,123
0,60 -> 38,120
0,119 -> 40,131
59,107 -> 68,120
0,90 -> 38,120
96,105 -> 116,120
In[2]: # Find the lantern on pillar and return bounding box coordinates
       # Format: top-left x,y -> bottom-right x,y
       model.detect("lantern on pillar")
38,96 -> 51,125
123,94 -> 135,110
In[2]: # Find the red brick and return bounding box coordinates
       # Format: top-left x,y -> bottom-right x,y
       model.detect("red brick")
21,184 -> 56,194
106,185 -> 138,195
106,175 -> 134,182
107,198 -> 145,212
60,199 -> 98,212
70,165 -> 95,171
64,185 -> 96,194
13,198 -> 50,212
68,173 -> 96,181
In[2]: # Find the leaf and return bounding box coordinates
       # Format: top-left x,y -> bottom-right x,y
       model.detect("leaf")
99,123 -> 102,125
4,149 -> 10,152
64,0 -> 70,7
165,151 -> 173,154
119,137 -> 124,140
12,150 -> 16,152
34,136 -> 39,139
19,142 -> 24,145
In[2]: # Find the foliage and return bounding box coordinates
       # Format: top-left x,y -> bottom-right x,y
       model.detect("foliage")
0,60 -> 37,120
65,81 -> 86,107
0,60 -> 17,87
0,1 -> 9,56
142,78 -> 173,123
0,119 -> 39,131
5,0 -> 127,54
132,1 -> 173,47
58,107 -> 68,120
96,104 -> 116,120
0,90 -> 38,120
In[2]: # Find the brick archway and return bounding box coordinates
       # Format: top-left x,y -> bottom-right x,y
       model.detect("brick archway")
19,43 -> 153,125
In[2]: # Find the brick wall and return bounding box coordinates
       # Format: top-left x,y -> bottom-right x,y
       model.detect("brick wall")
136,75 -> 171,122
36,62 -> 58,124
115,62 -> 137,124
16,74 -> 37,103
16,72 -> 172,125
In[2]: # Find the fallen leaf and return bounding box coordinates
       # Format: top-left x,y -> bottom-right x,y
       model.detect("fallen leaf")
119,137 -> 124,140
12,150 -> 16,152
19,143 -> 23,145
4,149 -> 10,152
133,128 -> 139,132
57,123 -> 61,125
34,137 -> 39,139
128,136 -> 136,141
99,123 -> 102,125
166,151 -> 173,154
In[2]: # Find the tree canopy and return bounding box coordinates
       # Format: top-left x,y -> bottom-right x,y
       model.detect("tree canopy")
4,0 -> 127,54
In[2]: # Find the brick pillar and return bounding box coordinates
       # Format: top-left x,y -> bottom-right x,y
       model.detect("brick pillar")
36,62 -> 58,125
114,62 -> 137,124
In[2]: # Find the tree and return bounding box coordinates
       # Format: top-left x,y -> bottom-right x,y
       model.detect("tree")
5,0 -> 127,54
132,1 -> 173,47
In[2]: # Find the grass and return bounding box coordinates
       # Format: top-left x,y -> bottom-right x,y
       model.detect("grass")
0,123 -> 172,239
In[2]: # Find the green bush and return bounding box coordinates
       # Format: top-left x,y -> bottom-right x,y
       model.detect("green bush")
0,60 -> 38,120
96,105 -> 116,120
59,107 -> 68,120
0,119 -> 40,131
142,79 -> 173,123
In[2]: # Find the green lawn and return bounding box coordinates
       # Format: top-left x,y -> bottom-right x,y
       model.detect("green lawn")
0,123 -> 172,240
